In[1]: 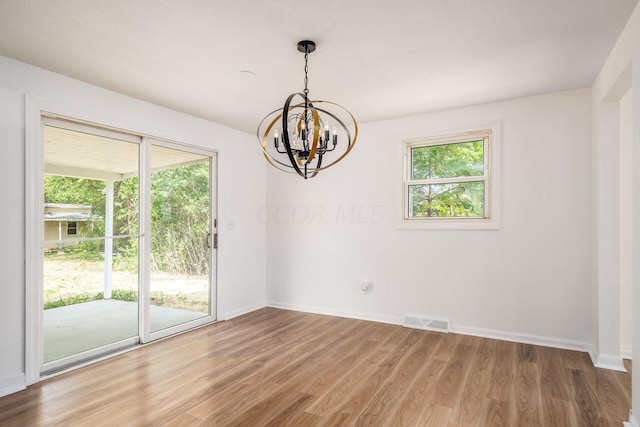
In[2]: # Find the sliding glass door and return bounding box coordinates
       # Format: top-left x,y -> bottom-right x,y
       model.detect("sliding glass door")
40,119 -> 216,374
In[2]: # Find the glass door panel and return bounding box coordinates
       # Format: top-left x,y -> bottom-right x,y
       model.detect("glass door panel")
149,144 -> 214,334
42,122 -> 140,372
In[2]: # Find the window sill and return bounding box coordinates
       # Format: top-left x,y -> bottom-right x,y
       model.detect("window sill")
396,218 -> 500,230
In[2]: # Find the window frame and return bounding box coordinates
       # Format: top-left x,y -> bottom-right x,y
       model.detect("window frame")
66,221 -> 78,236
398,122 -> 501,230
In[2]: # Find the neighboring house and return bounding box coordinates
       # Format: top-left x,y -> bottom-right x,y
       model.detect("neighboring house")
43,203 -> 99,251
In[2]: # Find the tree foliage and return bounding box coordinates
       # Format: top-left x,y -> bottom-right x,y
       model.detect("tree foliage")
410,140 -> 485,217
44,161 -> 210,276
150,163 -> 210,275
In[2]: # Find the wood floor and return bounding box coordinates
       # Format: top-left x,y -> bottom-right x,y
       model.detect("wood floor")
0,308 -> 631,426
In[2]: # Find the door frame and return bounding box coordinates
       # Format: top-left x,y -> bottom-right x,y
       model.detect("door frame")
25,100 -> 218,384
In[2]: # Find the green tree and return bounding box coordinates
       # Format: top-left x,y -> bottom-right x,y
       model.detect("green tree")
150,162 -> 210,275
410,140 -> 484,217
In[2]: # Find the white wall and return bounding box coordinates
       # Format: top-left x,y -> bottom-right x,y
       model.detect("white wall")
0,55 -> 267,396
591,0 -> 640,421
267,88 -> 593,349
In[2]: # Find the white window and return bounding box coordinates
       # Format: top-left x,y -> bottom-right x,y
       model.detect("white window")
401,125 -> 500,230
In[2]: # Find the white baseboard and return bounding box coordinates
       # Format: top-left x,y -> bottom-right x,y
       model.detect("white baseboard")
0,373 -> 26,398
621,345 -> 633,360
626,410 -> 639,427
450,324 -> 592,353
224,301 -> 267,320
267,301 -> 403,325
593,352 -> 627,372
266,302 -> 592,354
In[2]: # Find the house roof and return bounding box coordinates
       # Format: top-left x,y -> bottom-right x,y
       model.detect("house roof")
45,203 -> 91,210
44,212 -> 97,222
44,203 -> 100,222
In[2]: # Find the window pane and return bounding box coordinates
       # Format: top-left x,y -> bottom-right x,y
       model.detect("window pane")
408,181 -> 485,218
411,140 -> 484,180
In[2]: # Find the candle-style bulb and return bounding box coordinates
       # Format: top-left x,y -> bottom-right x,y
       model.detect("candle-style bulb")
323,121 -> 330,144
273,130 -> 279,148
332,126 -> 338,145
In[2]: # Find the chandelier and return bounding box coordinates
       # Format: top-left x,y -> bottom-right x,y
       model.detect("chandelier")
257,40 -> 358,179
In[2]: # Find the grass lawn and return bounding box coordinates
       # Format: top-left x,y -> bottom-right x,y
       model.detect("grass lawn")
43,252 -> 209,312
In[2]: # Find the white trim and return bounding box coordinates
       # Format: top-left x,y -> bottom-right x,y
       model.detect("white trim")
396,120 -> 502,230
593,352 -> 628,372
450,324 -> 592,353
210,150 -> 218,322
224,301 -> 268,320
139,138 -> 151,344
589,347 -> 599,366
41,337 -> 139,375
621,345 -> 633,360
148,316 -> 218,342
0,373 -> 26,398
625,410 -> 639,427
25,96 -> 44,385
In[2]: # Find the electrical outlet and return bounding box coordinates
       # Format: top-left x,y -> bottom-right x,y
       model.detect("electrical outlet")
361,280 -> 371,293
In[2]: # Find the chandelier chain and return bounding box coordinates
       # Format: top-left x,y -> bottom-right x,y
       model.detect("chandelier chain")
303,52 -> 309,97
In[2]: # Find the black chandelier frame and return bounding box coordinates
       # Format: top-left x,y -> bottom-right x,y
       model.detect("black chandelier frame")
257,40 -> 358,179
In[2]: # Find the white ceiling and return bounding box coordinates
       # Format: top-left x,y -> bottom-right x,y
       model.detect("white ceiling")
0,0 -> 637,134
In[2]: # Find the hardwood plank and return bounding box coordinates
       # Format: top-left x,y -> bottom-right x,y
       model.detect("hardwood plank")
0,308 -> 631,427
435,343 -> 475,408
540,396 -> 577,427
283,410 -> 323,426
449,339 -> 496,425
486,339 -> 515,402
596,368 -> 631,425
536,345 -> 570,401
371,333 -> 443,425
416,403 -> 453,426
392,357 -> 447,426
305,347 -> 390,417
485,399 -> 510,427
317,366 -> 393,426
432,332 -> 461,361
225,390 -> 314,426
568,367 -> 607,426
354,333 -> 441,425
511,360 -> 543,426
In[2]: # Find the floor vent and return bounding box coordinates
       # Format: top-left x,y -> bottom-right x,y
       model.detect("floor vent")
403,316 -> 449,333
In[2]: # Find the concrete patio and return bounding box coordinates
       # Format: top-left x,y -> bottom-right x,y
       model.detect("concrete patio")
43,299 -> 207,362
